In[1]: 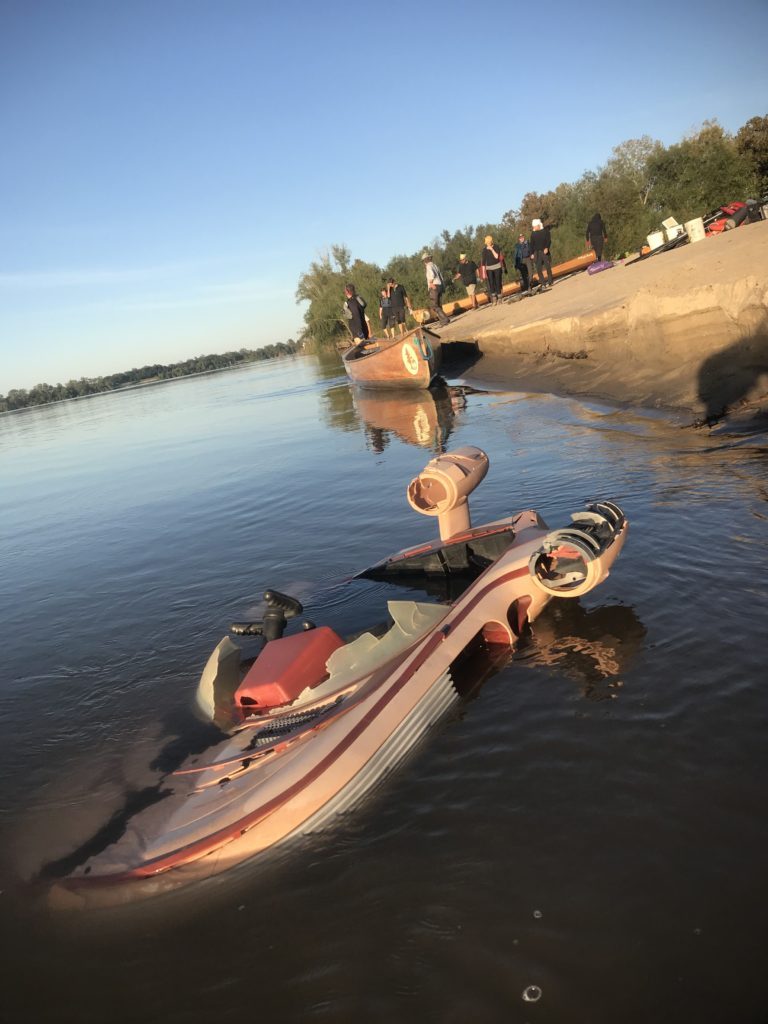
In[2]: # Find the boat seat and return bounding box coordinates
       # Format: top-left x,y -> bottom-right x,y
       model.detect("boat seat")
290,601 -> 448,708
323,601 -> 447,683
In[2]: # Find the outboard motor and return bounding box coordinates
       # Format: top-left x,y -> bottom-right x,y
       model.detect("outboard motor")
407,446 -> 489,540
230,589 -> 305,641
529,501 -> 625,598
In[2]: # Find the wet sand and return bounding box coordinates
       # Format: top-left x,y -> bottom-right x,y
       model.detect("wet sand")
438,220 -> 768,424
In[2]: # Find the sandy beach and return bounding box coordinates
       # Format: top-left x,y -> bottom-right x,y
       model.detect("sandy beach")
438,220 -> 768,424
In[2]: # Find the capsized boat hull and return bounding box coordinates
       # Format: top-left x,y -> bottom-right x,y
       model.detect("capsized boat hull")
342,327 -> 442,390
55,496 -> 628,908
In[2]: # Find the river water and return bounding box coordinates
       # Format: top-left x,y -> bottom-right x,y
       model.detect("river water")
1,352 -> 766,1024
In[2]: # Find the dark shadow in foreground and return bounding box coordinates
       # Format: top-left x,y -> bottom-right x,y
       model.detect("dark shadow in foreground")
697,333 -> 768,425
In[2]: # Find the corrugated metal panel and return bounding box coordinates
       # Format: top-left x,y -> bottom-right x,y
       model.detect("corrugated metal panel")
294,671 -> 458,835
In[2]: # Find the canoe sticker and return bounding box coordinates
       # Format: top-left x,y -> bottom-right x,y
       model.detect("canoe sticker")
402,343 -> 420,375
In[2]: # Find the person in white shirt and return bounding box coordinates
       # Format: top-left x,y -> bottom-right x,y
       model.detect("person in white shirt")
421,252 -> 450,326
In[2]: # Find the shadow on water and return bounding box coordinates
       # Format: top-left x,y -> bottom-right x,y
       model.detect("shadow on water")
696,332 -> 768,424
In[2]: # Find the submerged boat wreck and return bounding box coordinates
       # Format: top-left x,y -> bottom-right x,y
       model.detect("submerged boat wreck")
55,446 -> 627,907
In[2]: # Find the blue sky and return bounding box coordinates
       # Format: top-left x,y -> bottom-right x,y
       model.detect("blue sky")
1,0 -> 767,393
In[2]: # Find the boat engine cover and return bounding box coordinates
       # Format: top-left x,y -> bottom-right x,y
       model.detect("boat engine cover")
235,627 -> 345,710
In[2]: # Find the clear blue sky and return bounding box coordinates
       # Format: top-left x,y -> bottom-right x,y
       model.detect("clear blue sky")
1,0 -> 767,392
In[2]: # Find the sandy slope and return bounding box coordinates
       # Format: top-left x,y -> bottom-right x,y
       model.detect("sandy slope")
439,220 -> 768,423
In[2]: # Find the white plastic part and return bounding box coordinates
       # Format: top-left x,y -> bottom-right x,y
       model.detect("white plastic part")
195,636 -> 242,721
407,445 -> 489,540
528,531 -> 603,598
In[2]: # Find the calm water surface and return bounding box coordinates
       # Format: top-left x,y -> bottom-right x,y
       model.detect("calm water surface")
1,354 -> 767,1024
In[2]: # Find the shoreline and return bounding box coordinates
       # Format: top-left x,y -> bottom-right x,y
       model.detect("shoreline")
437,220 -> 768,426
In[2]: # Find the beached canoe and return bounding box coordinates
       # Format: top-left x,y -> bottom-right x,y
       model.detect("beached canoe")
413,251 -> 596,323
342,327 -> 442,391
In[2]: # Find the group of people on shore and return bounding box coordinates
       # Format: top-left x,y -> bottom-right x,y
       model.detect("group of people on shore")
438,217 -> 562,316
342,213 -> 608,341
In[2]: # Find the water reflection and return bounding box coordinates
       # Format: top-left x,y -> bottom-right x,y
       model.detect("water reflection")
320,381 -> 468,453
513,599 -> 646,699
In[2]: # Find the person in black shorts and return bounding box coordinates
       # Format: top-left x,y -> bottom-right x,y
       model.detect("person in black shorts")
386,277 -> 413,336
453,253 -> 479,309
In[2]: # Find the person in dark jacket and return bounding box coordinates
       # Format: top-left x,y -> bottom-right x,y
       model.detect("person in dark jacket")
343,283 -> 372,342
386,277 -> 413,336
453,253 -> 479,308
513,234 -> 533,294
481,235 -> 504,304
586,213 -> 608,261
529,219 -> 553,291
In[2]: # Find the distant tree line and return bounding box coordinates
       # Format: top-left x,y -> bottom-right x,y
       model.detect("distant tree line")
1,341 -> 300,413
297,115 -> 768,347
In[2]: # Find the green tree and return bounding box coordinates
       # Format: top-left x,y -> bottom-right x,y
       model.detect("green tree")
647,121 -> 757,223
735,114 -> 768,195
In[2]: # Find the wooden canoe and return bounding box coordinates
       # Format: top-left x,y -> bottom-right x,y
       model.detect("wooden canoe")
413,251 -> 596,323
342,327 -> 442,391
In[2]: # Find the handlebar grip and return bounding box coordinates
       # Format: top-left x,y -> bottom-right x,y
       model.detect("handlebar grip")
263,590 -> 303,618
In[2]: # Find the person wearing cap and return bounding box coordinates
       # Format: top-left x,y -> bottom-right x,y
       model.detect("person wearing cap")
453,253 -> 480,309
529,219 -> 553,291
342,283 -> 372,343
421,252 -> 450,327
513,234 -> 533,295
480,235 -> 504,305
386,276 -> 413,336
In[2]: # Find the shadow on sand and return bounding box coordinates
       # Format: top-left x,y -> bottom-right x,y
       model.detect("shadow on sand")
696,332 -> 768,425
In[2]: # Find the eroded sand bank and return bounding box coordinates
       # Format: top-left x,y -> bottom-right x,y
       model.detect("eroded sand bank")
439,221 -> 768,424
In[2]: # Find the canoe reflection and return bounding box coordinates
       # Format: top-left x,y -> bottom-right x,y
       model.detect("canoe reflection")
352,381 -> 466,453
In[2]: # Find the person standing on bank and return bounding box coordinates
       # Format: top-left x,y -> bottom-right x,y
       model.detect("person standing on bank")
529,219 -> 553,291
453,253 -> 480,309
343,283 -> 372,343
513,233 -> 533,294
378,287 -> 393,338
386,277 -> 413,336
421,252 -> 451,326
586,212 -> 608,262
481,235 -> 504,304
